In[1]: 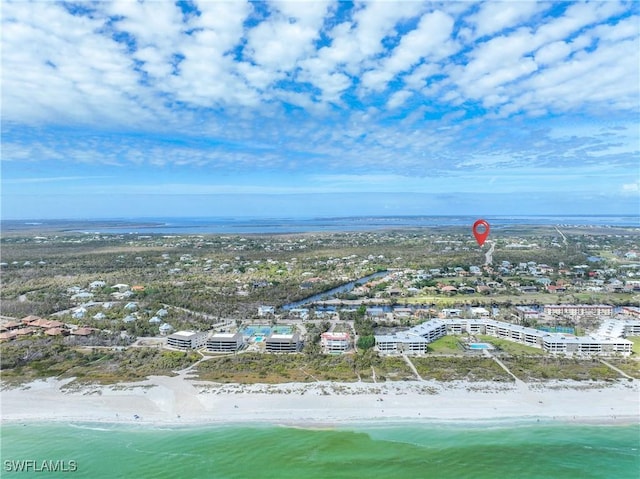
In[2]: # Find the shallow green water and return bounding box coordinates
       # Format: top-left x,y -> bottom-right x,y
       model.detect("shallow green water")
1,422 -> 638,478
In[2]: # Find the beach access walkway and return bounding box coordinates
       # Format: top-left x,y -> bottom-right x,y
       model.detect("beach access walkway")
482,349 -> 528,390
402,354 -> 423,381
599,359 -> 635,380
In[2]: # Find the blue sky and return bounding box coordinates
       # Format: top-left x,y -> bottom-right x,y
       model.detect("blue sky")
1,0 -> 639,220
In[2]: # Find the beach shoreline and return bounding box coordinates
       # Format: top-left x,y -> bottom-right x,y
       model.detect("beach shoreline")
1,375 -> 638,428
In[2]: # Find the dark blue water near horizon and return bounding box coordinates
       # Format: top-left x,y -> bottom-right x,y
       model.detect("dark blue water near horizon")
5,214 -> 637,234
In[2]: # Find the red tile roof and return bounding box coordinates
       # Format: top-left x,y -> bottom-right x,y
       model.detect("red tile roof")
44,328 -> 68,336
71,327 -> 95,336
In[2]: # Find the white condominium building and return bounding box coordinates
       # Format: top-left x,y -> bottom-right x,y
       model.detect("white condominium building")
265,333 -> 301,353
206,332 -> 244,352
167,331 -> 208,350
384,316 -> 635,357
375,319 -> 446,354
543,304 -> 613,317
321,332 -> 350,353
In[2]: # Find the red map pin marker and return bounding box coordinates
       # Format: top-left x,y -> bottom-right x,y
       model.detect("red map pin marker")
472,219 -> 490,246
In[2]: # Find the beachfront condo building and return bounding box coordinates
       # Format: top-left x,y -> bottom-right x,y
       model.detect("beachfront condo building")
167,331 -> 208,350
448,318 -> 634,356
375,333 -> 429,353
320,332 -> 350,353
265,333 -> 302,353
542,336 -> 632,356
206,332 -> 244,352
375,319 -> 446,354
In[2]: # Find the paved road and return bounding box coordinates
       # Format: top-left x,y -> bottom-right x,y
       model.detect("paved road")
484,240 -> 495,266
555,226 -> 568,246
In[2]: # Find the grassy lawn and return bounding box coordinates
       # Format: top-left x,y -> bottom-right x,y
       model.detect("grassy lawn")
475,335 -> 546,356
628,336 -> 640,355
427,335 -> 465,354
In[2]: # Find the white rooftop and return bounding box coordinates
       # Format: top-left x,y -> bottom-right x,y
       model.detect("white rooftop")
172,330 -> 197,337
270,333 -> 295,339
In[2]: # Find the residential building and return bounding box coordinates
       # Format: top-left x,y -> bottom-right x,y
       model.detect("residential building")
258,305 -> 275,316
159,323 -> 173,335
469,307 -> 490,318
206,332 -> 244,352
621,306 -> 640,318
596,319 -> 640,338
438,317 -> 634,356
375,333 -> 429,354
515,306 -> 540,321
289,308 -> 309,319
167,330 -> 207,349
410,319 -> 447,342
375,319 -> 445,354
320,332 -> 350,353
543,304 -> 613,317
265,333 -> 301,353
542,336 -> 632,356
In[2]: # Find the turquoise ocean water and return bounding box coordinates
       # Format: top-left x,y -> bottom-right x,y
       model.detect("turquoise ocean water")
1,422 -> 638,478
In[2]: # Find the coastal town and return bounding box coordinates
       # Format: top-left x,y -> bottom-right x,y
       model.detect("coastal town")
1,222 -> 639,385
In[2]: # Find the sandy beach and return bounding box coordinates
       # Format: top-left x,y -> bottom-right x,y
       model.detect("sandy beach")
1,375 -> 638,426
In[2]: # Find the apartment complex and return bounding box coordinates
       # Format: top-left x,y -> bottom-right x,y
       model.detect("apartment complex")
167,330 -> 208,350
206,332 -> 244,352
438,318 -> 635,356
320,332 -> 350,353
542,335 -> 632,356
265,333 -> 302,353
543,304 -> 613,317
375,319 -> 446,354
621,306 -> 640,318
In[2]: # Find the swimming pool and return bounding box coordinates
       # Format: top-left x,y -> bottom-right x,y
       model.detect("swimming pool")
468,343 -> 494,350
241,325 -> 292,337
254,336 -> 264,342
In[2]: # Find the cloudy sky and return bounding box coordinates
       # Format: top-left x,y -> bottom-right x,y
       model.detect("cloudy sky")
2,0 -> 639,220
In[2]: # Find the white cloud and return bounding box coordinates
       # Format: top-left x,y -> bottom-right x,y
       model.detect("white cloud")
468,1 -> 545,39
534,41 -> 572,65
361,10 -> 456,92
4,176 -> 113,184
244,1 -> 330,71
621,181 -> 640,196
1,2 -> 152,126
1,0 -> 638,185
386,90 -> 412,109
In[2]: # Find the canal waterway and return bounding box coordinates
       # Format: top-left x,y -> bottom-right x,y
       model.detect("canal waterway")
282,270 -> 389,310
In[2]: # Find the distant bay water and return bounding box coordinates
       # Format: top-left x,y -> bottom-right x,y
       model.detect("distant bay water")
1,422 -> 638,478
3,215 -> 638,235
